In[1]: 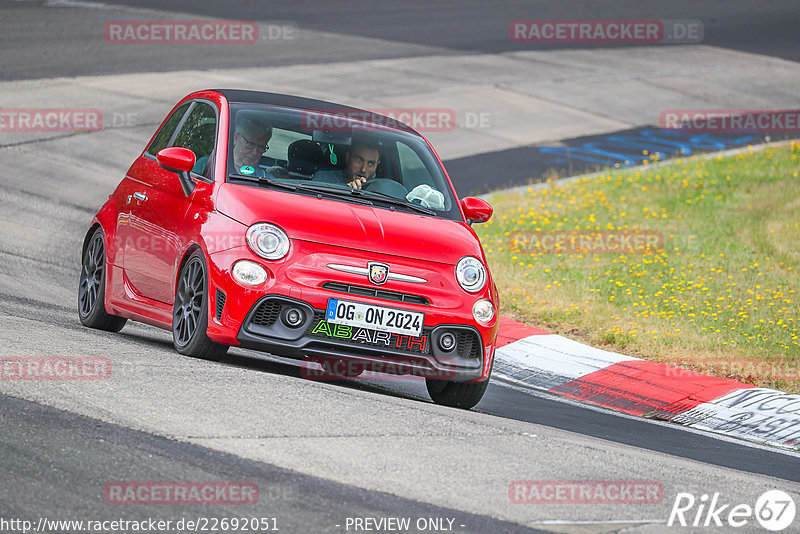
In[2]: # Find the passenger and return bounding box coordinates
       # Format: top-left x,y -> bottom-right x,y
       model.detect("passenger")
232,116 -> 273,175
224,114 -> 290,179
312,140 -> 381,189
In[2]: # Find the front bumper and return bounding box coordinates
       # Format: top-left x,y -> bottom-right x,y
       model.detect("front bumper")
235,295 -> 486,381
205,242 -> 498,381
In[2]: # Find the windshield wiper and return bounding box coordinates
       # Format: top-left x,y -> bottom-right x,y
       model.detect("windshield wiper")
295,182 -> 374,205
354,189 -> 436,215
228,172 -> 298,191
299,183 -> 435,214
227,175 -> 430,212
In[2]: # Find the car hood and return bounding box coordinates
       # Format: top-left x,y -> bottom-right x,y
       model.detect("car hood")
215,184 -> 482,264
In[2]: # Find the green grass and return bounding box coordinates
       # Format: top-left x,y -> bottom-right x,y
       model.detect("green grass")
479,142 -> 800,393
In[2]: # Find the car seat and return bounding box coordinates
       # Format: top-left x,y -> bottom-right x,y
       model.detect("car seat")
287,140 -> 323,177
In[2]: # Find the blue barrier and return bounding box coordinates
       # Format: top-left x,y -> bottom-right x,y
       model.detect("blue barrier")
539,129 -> 758,167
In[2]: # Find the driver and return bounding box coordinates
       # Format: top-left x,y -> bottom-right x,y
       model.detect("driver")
312,140 -> 381,189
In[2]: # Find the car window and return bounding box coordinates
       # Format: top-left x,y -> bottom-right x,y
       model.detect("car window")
397,141 -> 434,189
146,102 -> 190,157
226,104 -> 460,220
172,102 -> 217,177
264,128 -> 310,162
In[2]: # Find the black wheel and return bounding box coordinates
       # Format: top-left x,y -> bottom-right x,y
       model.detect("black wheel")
78,228 -> 127,332
173,252 -> 228,361
426,378 -> 490,410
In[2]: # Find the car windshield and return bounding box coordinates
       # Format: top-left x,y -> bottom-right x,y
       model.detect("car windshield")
226,104 -> 460,220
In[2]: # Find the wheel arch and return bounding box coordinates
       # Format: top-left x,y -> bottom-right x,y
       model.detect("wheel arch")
171,243 -> 228,360
77,222 -> 128,333
175,243 -> 205,292
81,222 -> 103,258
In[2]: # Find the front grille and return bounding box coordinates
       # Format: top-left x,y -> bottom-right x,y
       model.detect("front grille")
215,290 -> 226,321
456,330 -> 481,359
322,282 -> 430,305
306,311 -> 430,355
250,300 -> 282,326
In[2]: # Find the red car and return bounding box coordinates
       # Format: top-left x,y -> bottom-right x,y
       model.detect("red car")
78,89 -> 498,409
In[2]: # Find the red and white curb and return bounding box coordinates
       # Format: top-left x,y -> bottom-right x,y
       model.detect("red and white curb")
494,316 -> 800,449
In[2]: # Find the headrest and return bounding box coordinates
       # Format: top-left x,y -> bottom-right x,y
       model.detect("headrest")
288,140 -> 323,174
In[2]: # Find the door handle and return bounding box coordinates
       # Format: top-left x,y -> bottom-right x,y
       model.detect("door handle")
133,192 -> 148,202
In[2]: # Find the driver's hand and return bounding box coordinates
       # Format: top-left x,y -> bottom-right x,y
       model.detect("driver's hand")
347,177 -> 367,189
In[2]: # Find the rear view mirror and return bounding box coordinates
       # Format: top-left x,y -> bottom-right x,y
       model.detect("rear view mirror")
312,130 -> 351,145
460,197 -> 493,224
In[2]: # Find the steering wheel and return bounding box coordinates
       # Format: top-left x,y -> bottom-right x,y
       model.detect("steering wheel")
362,178 -> 409,198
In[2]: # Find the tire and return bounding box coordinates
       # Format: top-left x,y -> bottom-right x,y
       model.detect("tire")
426,377 -> 490,410
172,251 -> 228,361
78,227 -> 127,332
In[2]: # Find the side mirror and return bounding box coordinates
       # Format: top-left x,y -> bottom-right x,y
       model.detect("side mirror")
157,147 -> 196,196
157,147 -> 196,173
460,197 -> 493,224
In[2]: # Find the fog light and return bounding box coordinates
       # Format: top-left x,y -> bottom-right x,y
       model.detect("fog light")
472,299 -> 495,325
232,260 -> 267,286
284,307 -> 304,327
438,332 -> 456,352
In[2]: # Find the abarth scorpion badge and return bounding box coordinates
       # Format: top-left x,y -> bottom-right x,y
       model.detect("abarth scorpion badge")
368,262 -> 390,285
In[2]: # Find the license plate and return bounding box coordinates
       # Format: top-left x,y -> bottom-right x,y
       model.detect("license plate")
326,298 -> 424,337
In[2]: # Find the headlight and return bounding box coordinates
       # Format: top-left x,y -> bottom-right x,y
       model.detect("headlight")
232,260 -> 268,286
472,299 -> 495,325
246,223 -> 290,260
455,256 -> 487,293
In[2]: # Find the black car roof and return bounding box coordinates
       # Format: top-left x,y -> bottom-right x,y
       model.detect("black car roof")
211,89 -> 419,135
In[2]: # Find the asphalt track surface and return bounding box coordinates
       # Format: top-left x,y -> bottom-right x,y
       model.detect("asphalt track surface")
3,0 -> 800,80
1,1 -> 800,532
0,394 -> 542,533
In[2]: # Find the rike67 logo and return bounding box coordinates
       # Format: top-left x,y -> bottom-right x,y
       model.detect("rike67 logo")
668,490 -> 796,531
